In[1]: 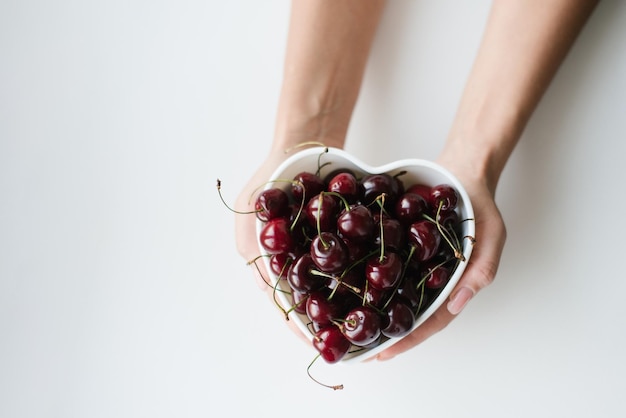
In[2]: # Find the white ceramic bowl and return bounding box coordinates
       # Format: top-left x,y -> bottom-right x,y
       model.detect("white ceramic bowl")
256,146 -> 475,362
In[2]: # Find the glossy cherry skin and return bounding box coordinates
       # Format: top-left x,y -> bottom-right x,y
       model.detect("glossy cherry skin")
291,171 -> 325,205
336,204 -> 374,242
373,218 -> 406,252
327,171 -> 359,203
255,188 -> 290,222
309,232 -> 349,274
359,173 -> 400,207
365,252 -> 403,290
394,192 -> 428,226
287,254 -> 324,293
406,183 -> 432,206
259,218 -> 294,255
305,193 -> 339,232
341,306 -> 382,347
291,290 -> 308,315
313,325 -> 352,364
430,184 -> 459,212
306,290 -> 346,329
381,297 -> 415,338
269,252 -> 295,277
408,220 -> 442,262
423,262 -> 451,289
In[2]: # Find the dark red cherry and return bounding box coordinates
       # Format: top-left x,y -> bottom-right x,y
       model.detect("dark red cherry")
406,183 -> 432,204
365,252 -> 403,290
291,172 -> 325,205
408,220 -> 442,262
423,262 -> 451,289
313,325 -> 352,364
373,218 -> 405,252
305,193 -> 339,232
291,290 -> 309,315
381,297 -> 415,338
306,290 -> 346,328
363,284 -> 390,309
287,254 -> 325,293
430,184 -> 459,212
341,306 -> 382,347
255,188 -> 290,222
259,218 -> 294,255
359,173 -> 399,207
326,268 -> 364,303
396,273 -> 423,309
269,252 -> 295,277
309,232 -> 349,274
327,171 -> 359,203
337,205 -> 374,242
394,192 -> 428,226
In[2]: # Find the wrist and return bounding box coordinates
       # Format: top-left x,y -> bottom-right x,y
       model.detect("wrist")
438,132 -> 517,196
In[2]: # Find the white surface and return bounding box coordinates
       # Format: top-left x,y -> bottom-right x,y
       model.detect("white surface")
1,1 -> 625,417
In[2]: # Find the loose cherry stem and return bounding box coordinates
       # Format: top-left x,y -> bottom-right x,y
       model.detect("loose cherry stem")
247,256 -> 291,319
216,179 -> 261,215
307,354 -> 344,391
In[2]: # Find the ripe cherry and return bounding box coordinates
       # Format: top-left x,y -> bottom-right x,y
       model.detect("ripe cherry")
341,306 -> 382,347
287,254 -> 325,293
408,220 -> 442,262
259,218 -> 294,255
306,193 -> 339,232
306,290 -> 346,329
365,252 -> 403,291
309,232 -> 349,274
423,262 -> 451,289
430,184 -> 459,212
394,192 -> 428,226
255,188 -> 290,222
313,325 -> 352,364
359,173 -> 399,207
327,171 -> 359,203
292,172 -> 325,205
337,204 -> 375,242
381,297 -> 415,338
374,217 -> 405,252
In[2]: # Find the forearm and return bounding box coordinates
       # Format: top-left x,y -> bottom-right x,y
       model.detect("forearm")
273,0 -> 386,151
441,0 -> 598,192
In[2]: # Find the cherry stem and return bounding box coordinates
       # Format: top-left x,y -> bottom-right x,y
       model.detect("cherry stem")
247,257 -> 291,319
381,245 -> 416,311
216,179 -> 261,215
423,203 -> 465,261
310,270 -> 362,298
315,193 -> 329,248
315,147 -> 330,177
376,193 -> 387,263
306,354 -> 344,391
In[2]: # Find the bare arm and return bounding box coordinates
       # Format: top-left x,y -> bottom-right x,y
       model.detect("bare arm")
441,0 -> 599,191
236,0 -> 386,295
378,0 -> 599,360
272,0 -> 387,152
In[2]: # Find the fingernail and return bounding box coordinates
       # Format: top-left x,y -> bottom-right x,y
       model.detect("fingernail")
376,353 -> 395,362
447,287 -> 474,315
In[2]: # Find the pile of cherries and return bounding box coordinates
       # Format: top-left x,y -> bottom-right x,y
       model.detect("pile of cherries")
255,164 -> 465,364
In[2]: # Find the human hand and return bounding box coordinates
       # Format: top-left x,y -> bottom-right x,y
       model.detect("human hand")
375,156 -> 506,361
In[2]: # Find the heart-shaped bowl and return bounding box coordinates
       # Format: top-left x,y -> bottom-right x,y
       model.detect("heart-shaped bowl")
256,146 -> 475,363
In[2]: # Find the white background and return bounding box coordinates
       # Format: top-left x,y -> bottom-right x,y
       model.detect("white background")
2,1 -> 626,417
